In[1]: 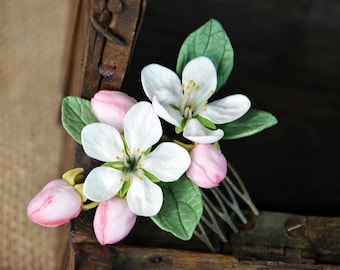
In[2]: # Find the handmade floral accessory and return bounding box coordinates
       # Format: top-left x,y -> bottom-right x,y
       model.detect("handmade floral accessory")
28,19 -> 277,249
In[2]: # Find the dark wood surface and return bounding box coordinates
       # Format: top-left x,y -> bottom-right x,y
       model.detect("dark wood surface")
61,0 -> 340,269
64,243 -> 340,269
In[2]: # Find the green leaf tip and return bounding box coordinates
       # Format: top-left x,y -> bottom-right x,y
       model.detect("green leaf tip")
176,18 -> 234,91
221,109 -> 278,140
61,96 -> 99,144
151,175 -> 203,240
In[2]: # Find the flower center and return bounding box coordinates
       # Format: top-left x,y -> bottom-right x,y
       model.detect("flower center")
179,79 -> 214,119
119,147 -> 145,182
125,156 -> 139,172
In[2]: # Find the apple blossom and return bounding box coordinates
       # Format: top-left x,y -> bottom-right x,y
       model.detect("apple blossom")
91,90 -> 137,133
186,144 -> 227,188
27,179 -> 82,227
93,197 -> 136,245
81,101 -> 191,217
141,56 -> 251,143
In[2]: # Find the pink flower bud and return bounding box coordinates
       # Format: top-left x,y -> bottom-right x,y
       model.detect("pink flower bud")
91,90 -> 137,133
186,144 -> 227,188
27,180 -> 82,227
93,197 -> 136,245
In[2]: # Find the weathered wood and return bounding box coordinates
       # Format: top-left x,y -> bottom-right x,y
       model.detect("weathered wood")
64,210 -> 340,268
64,243 -> 340,270
308,216 -> 340,264
229,212 -> 340,264
62,0 -> 146,100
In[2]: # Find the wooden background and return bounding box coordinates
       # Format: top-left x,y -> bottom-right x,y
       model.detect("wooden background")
122,0 -> 340,216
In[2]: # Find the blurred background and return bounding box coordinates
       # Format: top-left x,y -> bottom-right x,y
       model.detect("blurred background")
1,0 -> 339,269
0,1 -> 70,269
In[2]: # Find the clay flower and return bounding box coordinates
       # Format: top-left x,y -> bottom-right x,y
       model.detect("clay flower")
91,90 -> 137,133
81,101 -> 191,217
186,144 -> 227,188
94,197 -> 136,245
141,56 -> 251,143
27,179 -> 82,227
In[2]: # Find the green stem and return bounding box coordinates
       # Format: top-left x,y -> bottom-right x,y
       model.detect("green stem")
173,139 -> 195,151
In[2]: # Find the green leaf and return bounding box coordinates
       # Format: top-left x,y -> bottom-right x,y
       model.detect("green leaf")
151,175 -> 203,240
221,109 -> 278,140
176,19 -> 234,90
61,96 -> 98,144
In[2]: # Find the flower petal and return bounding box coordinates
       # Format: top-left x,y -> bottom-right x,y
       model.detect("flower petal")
83,167 -> 124,202
81,123 -> 124,162
200,94 -> 251,124
124,102 -> 162,153
183,118 -> 224,143
152,96 -> 183,127
142,142 -> 190,182
182,56 -> 217,104
93,197 -> 136,245
141,63 -> 181,104
126,175 -> 163,216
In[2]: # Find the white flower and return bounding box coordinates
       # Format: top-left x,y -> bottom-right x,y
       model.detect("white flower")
81,101 -> 191,217
141,56 -> 251,143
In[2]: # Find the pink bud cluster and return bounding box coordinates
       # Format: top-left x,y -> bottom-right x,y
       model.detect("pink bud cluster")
27,179 -> 136,244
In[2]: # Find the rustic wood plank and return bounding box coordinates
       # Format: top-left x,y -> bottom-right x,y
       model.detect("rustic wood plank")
99,0 -> 145,90
229,212 -> 340,264
308,216 -> 340,264
66,244 -> 340,270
